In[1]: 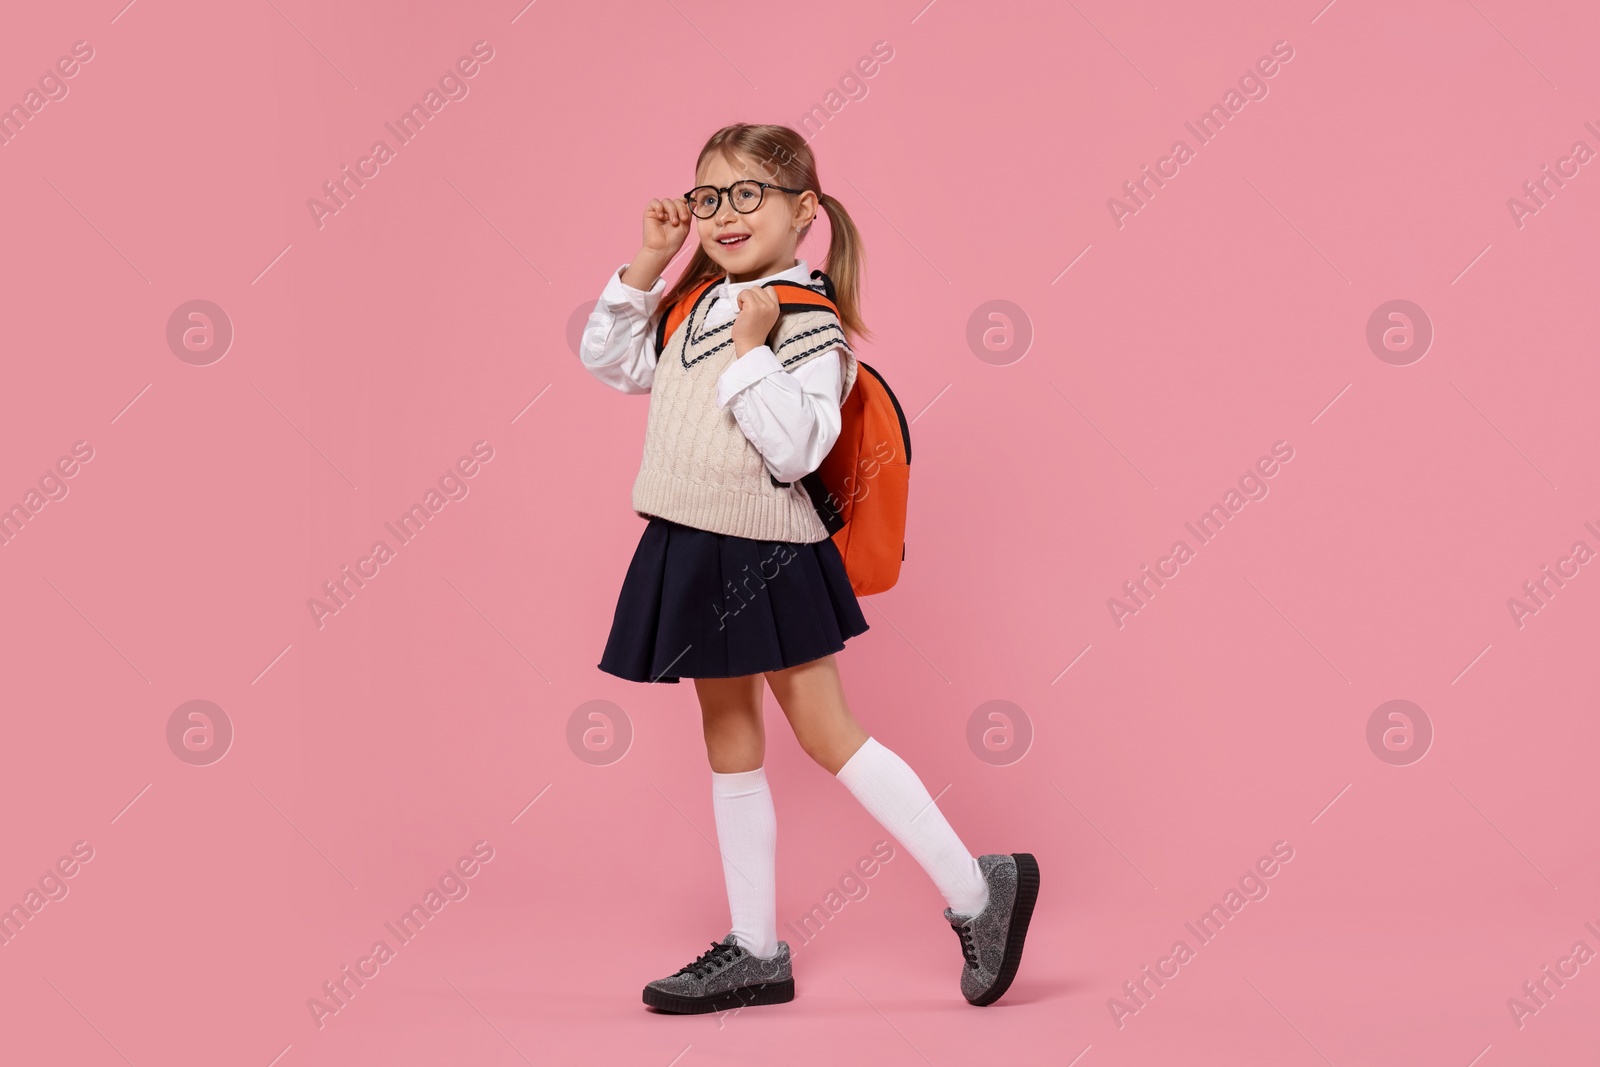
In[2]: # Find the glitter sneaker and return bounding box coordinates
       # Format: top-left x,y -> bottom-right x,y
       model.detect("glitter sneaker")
944,852 -> 1039,1006
642,933 -> 794,1014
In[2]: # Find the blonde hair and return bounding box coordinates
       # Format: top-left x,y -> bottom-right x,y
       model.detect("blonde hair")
661,123 -> 871,345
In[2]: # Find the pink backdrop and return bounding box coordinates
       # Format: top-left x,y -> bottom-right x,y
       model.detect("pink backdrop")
3,0 -> 1598,1063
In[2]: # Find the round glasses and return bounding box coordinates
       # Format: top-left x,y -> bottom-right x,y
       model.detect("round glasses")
683,180 -> 808,219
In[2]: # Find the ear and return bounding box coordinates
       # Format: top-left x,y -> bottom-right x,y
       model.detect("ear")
794,189 -> 819,230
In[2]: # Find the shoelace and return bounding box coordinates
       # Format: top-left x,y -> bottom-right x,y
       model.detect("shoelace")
675,940 -> 744,979
949,918 -> 979,969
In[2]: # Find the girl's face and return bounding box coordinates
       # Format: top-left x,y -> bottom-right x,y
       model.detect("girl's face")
694,152 -> 816,283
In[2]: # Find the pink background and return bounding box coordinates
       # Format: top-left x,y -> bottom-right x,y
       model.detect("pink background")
3,0 -> 1598,1063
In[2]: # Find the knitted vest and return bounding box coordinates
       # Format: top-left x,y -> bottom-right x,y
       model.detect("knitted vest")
632,281 -> 859,542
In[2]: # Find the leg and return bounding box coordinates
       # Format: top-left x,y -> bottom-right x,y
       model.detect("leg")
762,654 -> 867,774
765,655 -> 990,918
694,673 -> 779,959
694,674 -> 766,772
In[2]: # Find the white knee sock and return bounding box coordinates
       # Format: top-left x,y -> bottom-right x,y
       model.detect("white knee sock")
710,766 -> 780,959
835,737 -> 991,917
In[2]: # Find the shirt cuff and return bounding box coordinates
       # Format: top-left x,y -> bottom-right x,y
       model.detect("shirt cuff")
715,345 -> 784,409
601,262 -> 665,314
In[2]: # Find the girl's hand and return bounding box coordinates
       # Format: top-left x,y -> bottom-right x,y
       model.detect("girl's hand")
731,287 -> 781,355
641,196 -> 692,258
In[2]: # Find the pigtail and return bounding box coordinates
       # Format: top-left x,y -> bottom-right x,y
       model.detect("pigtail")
814,192 -> 871,347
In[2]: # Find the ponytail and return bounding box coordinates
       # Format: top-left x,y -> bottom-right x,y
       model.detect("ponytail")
814,192 -> 870,346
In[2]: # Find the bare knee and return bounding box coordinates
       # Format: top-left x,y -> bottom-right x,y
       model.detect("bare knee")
705,717 -> 763,772
695,675 -> 766,772
766,658 -> 867,775
800,731 -> 868,776
793,732 -> 833,770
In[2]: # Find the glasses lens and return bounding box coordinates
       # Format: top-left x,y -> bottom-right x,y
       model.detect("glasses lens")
688,187 -> 720,218
730,181 -> 764,213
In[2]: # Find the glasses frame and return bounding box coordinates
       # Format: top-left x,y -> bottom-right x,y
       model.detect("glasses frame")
682,180 -> 809,219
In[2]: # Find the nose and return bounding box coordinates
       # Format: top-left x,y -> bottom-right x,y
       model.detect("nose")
713,193 -> 740,225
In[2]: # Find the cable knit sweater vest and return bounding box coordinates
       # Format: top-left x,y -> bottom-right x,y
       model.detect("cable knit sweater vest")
632,280 -> 859,543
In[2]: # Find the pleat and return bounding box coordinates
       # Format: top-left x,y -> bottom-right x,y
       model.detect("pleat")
597,516 -> 871,684
597,518 -> 678,683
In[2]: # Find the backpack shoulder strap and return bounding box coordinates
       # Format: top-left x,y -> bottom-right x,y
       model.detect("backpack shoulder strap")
652,276 -> 718,356
655,271 -> 839,356
762,269 -> 840,317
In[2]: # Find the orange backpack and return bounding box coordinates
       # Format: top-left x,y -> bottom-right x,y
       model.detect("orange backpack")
655,269 -> 910,595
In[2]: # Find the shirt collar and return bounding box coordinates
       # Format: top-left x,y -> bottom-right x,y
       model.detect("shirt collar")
714,260 -> 812,302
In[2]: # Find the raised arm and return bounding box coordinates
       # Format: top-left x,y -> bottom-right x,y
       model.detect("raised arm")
577,264 -> 665,395
577,196 -> 693,394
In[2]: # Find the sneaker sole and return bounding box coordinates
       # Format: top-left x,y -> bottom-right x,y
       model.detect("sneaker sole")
968,852 -> 1040,1006
642,978 -> 795,1014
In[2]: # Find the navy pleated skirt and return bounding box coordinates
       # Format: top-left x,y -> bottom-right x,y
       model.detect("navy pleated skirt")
598,514 -> 870,684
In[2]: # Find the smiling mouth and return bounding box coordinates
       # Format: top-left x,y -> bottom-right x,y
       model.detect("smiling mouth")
716,234 -> 751,248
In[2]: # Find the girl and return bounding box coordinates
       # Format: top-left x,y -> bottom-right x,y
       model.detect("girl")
577,123 -> 1038,1014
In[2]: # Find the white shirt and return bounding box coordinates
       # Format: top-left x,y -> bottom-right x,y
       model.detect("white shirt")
578,259 -> 845,485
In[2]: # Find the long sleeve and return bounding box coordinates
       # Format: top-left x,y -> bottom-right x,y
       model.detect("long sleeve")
577,263 -> 664,394
715,347 -> 845,484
